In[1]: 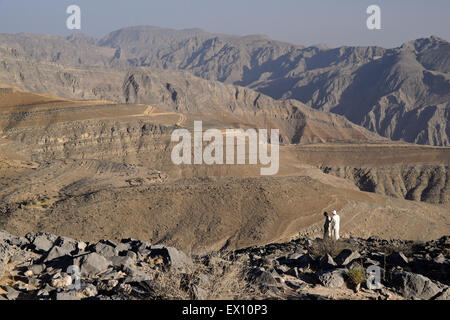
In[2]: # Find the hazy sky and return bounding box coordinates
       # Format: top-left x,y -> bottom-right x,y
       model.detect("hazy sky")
0,0 -> 449,48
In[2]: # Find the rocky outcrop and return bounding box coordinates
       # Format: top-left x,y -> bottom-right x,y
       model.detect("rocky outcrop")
1,230 -> 448,300
321,165 -> 450,204
391,271 -> 445,300
0,230 -> 195,300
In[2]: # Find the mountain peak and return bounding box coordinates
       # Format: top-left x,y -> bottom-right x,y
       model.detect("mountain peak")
402,35 -> 449,51
66,33 -> 98,46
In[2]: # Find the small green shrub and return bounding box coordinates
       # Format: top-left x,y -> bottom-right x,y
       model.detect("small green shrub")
347,265 -> 367,285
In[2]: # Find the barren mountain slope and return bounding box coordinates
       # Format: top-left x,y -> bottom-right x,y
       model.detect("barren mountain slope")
0,90 -> 448,253
0,48 -> 384,145
97,28 -> 450,146
100,29 -> 450,146
1,29 -> 449,145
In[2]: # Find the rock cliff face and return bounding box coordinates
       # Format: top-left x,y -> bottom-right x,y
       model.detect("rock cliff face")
321,165 -> 450,204
3,27 -> 448,145
97,29 -> 450,146
0,48 -> 383,145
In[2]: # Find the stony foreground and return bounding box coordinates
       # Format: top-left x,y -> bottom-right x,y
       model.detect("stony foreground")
0,230 -> 449,300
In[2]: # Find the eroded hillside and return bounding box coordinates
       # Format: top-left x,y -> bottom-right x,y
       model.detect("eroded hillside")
1,28 -> 448,146
0,89 -> 448,253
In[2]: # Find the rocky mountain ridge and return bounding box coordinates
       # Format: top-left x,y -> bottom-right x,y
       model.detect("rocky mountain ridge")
0,49 -> 385,145
1,230 -> 448,300
321,164 -> 450,204
1,27 -> 448,145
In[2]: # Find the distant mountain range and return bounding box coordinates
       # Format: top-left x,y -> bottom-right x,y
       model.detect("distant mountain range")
0,26 -> 449,145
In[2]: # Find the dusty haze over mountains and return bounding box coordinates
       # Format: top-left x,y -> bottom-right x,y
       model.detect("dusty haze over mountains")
1,26 -> 449,146
1,0 -> 450,302
0,25 -> 449,254
0,21 -> 449,302
2,0 -> 450,47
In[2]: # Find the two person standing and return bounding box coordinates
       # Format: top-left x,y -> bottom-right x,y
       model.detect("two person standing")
323,210 -> 340,240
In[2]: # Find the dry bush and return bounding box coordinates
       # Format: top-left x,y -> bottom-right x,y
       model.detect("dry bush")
377,241 -> 415,256
347,264 -> 367,285
144,252 -> 250,300
139,269 -> 190,300
192,253 -> 250,300
309,239 -> 351,259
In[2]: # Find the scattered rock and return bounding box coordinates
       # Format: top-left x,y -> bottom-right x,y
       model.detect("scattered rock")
433,254 -> 446,264
29,264 -> 45,275
285,279 -> 307,291
44,245 -> 73,262
295,254 -> 315,269
125,251 -> 138,261
288,252 -> 303,260
30,232 -> 56,253
55,290 -> 81,300
136,242 -> 152,256
275,264 -> 290,274
318,269 -> 346,288
387,252 -> 409,267
363,257 -> 380,267
110,255 -> 134,269
75,253 -> 111,277
77,242 -> 87,252
248,268 -> 277,287
124,267 -> 153,283
149,246 -> 193,272
24,270 -> 34,277
367,236 -> 382,243
53,236 -> 77,254
433,286 -> 450,300
0,230 -> 27,247
3,286 -> 20,300
335,249 -> 361,266
98,269 -> 124,281
285,267 -> 299,278
391,271 -> 442,300
51,274 -> 73,288
0,230 -> 448,301
37,285 -> 52,298
83,284 -> 98,297
319,254 -> 337,270
94,241 -> 118,257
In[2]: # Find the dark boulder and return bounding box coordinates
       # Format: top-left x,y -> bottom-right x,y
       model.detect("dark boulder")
317,269 -> 346,288
74,252 -> 112,277
149,245 -> 193,272
335,249 -> 361,266
387,252 -> 409,267
391,271 -> 443,300
319,254 -> 337,270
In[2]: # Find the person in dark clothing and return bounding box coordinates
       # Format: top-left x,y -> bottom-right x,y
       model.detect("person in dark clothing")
323,211 -> 331,239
